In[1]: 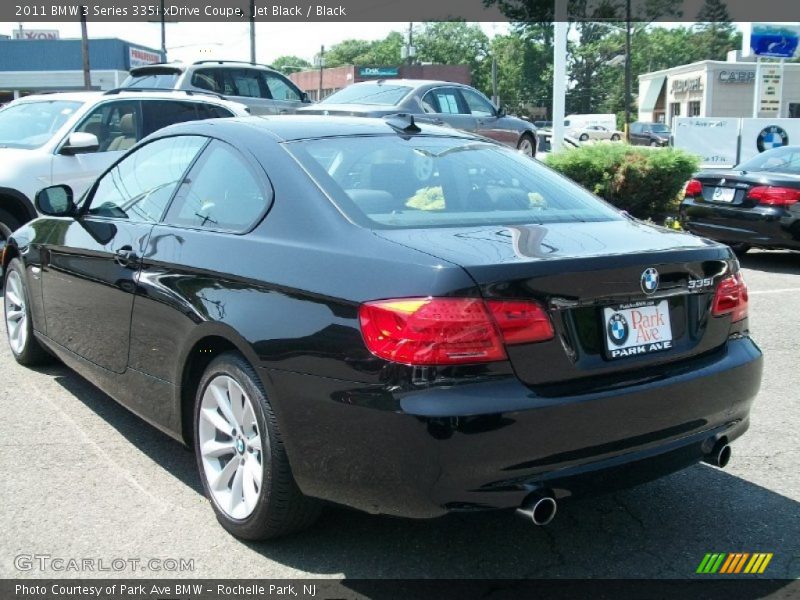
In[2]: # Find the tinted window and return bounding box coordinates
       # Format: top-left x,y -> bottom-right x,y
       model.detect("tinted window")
737,146 -> 800,174
88,136 -> 207,221
75,100 -> 139,152
263,72 -> 302,102
320,84 -> 411,106
197,104 -> 235,119
191,69 -> 221,92
141,101 -> 204,137
164,141 -> 268,231
221,69 -> 267,98
289,136 -> 622,229
123,71 -> 181,89
0,100 -> 81,149
461,88 -> 495,117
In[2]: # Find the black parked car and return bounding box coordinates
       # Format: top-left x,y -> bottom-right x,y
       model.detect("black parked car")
630,121 -> 671,147
3,116 -> 761,540
298,80 -> 539,157
681,145 -> 800,254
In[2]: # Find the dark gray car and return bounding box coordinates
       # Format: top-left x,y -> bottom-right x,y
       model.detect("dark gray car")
297,80 -> 539,157
122,61 -> 312,116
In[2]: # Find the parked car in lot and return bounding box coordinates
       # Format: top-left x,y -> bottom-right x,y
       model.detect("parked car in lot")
630,121 -> 671,147
570,124 -> 624,142
3,116 -> 761,540
122,60 -> 312,115
0,90 -> 249,249
297,79 -> 539,157
681,145 -> 800,254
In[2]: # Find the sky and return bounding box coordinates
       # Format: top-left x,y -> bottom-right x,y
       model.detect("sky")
0,22 -> 510,65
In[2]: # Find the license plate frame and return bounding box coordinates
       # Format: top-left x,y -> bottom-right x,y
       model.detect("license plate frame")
603,300 -> 674,360
711,187 -> 735,203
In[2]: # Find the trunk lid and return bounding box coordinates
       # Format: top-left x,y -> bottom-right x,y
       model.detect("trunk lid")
376,220 -> 736,387
695,169 -> 800,208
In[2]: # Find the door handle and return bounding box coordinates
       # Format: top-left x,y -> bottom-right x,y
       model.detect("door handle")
114,246 -> 137,267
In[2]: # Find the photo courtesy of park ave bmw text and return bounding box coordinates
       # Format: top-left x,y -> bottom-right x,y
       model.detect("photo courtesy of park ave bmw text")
0,0 -> 798,599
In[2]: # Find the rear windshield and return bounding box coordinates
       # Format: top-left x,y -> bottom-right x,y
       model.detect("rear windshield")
737,146 -> 800,174
320,84 -> 412,106
288,135 -> 623,229
123,71 -> 181,89
0,100 -> 82,149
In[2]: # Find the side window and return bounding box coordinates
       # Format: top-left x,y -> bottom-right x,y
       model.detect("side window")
87,136 -> 207,222
141,101 -> 201,137
421,91 -> 438,113
431,88 -> 464,115
460,89 -> 495,117
73,101 -> 139,152
163,141 -> 269,231
191,69 -> 222,93
197,104 -> 235,119
263,73 -> 301,102
223,69 -> 268,99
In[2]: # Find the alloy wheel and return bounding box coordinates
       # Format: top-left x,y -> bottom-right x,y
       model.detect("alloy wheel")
518,137 -> 535,157
4,270 -> 28,355
198,375 -> 264,520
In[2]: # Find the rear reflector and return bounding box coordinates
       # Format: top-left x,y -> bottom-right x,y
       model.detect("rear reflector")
359,297 -> 553,366
712,272 -> 748,323
684,179 -> 703,198
747,186 -> 800,207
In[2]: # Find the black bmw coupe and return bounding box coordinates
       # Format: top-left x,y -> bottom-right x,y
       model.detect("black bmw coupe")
3,116 -> 762,539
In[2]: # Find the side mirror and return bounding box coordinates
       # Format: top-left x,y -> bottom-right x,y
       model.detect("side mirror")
60,131 -> 99,155
496,105 -> 507,118
35,185 -> 76,217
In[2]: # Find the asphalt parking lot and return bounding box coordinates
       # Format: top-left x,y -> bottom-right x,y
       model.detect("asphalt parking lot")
0,250 -> 798,581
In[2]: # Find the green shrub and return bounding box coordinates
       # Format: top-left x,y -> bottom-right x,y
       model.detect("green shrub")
544,144 -> 699,220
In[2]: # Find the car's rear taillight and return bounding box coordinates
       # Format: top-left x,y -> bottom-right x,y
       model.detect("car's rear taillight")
684,179 -> 703,198
746,186 -> 800,207
358,297 -> 553,366
712,273 -> 748,323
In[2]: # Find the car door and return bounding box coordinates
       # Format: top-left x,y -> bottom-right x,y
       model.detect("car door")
629,123 -> 645,145
460,87 -> 517,147
50,100 -> 141,198
262,71 -> 306,114
418,87 -> 477,134
41,135 -> 208,373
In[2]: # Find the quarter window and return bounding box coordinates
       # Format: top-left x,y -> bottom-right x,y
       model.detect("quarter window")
163,141 -> 268,231
87,136 -> 207,221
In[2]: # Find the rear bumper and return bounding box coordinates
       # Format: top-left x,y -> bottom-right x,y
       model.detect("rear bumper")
262,337 -> 762,518
681,199 -> 800,249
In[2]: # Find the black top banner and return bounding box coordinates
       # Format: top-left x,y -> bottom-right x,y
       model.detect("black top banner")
3,0 -> 800,22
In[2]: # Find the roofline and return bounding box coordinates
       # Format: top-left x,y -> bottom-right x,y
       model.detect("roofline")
639,59 -> 800,79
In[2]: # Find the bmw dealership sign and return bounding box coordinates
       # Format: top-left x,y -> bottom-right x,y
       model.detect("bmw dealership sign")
750,24 -> 800,59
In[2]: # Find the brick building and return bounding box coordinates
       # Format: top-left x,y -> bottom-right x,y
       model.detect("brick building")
289,64 -> 471,101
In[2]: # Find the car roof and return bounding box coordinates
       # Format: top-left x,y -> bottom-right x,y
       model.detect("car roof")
162,115 -> 482,143
131,60 -> 281,73
13,89 -> 247,109
349,79 -> 467,88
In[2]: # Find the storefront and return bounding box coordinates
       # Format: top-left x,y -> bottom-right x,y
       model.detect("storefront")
0,37 -> 163,104
638,54 -> 800,127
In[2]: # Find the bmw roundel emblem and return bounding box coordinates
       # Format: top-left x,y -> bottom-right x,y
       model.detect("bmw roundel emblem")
607,313 -> 629,346
641,268 -> 659,295
757,126 -> 789,153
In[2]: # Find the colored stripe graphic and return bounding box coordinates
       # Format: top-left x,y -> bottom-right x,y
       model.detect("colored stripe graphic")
698,553 -> 773,575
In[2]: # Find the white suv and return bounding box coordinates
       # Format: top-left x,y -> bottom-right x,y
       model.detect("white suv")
0,90 -> 249,244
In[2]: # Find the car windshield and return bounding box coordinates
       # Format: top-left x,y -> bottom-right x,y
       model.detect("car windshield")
736,146 -> 800,174
123,71 -> 181,89
0,100 -> 82,149
288,135 -> 623,229
650,124 -> 670,133
320,84 -> 412,106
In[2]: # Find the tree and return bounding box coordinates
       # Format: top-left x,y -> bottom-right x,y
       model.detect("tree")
270,56 -> 312,74
414,22 -> 492,90
694,0 -> 740,60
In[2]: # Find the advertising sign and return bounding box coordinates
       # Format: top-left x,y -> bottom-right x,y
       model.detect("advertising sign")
129,47 -> 162,69
750,24 -> 800,58
758,64 -> 783,114
672,117 -> 740,168
740,119 -> 800,163
12,29 -> 59,40
358,67 -> 400,78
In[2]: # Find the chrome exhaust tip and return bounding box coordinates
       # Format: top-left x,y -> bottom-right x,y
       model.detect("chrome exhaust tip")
516,493 -> 557,526
703,440 -> 732,469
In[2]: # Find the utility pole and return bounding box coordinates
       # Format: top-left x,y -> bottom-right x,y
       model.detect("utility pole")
491,56 -> 498,107
80,12 -> 91,90
624,0 -> 632,142
249,0 -> 256,64
317,45 -> 325,100
160,0 -> 166,60
407,22 -> 413,66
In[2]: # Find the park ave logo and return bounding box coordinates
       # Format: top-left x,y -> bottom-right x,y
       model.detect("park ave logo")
604,300 -> 673,359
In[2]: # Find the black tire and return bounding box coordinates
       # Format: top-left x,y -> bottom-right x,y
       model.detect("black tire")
0,208 -> 21,243
650,140 -> 659,147
193,351 -> 321,540
579,133 -> 589,142
3,258 -> 51,366
517,132 -> 536,158
611,134 -> 621,141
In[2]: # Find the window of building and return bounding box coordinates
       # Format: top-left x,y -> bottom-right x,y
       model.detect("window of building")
669,102 -> 681,119
688,101 -> 701,117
